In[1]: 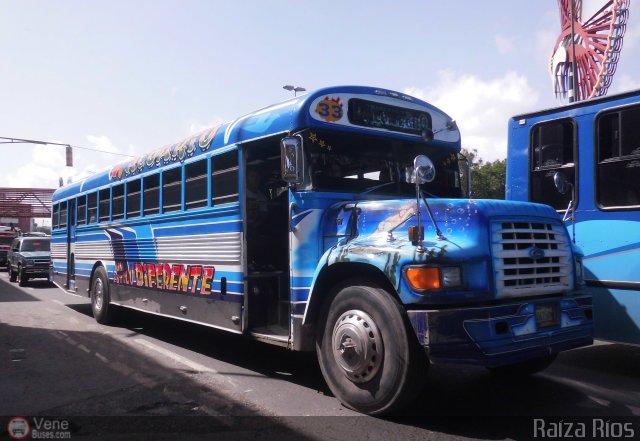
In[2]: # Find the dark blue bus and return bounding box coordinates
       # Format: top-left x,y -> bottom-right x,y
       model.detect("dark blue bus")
52,85 -> 593,414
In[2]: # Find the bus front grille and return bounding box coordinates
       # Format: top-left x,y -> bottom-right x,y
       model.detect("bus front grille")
492,220 -> 573,297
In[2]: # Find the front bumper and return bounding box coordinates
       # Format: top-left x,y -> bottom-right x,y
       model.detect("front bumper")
407,294 -> 593,368
23,265 -> 53,279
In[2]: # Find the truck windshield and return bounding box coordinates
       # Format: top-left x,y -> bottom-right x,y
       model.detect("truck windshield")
305,129 -> 462,198
21,240 -> 50,252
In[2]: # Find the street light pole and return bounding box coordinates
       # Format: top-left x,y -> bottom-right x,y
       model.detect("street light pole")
283,84 -> 306,96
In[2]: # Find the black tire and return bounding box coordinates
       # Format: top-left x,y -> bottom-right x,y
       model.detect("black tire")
9,267 -> 17,282
18,266 -> 28,287
316,279 -> 427,415
91,266 -> 117,324
488,354 -> 558,377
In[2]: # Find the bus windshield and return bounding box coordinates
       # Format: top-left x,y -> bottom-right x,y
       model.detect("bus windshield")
305,129 -> 463,198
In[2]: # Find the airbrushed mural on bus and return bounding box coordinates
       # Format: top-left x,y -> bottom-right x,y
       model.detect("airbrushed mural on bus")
51,85 -> 593,414
507,89 -> 640,346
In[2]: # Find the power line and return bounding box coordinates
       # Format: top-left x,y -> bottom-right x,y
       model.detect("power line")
0,136 -> 136,158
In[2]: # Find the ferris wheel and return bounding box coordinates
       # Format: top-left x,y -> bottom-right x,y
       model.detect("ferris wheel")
550,0 -> 630,101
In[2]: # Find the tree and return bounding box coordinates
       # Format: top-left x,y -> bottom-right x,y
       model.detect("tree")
461,148 -> 506,200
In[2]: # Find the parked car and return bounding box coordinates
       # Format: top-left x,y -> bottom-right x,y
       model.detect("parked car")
7,236 -> 52,286
0,230 -> 20,268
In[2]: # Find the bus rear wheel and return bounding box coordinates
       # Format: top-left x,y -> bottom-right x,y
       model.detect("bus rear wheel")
316,281 -> 427,415
91,266 -> 117,324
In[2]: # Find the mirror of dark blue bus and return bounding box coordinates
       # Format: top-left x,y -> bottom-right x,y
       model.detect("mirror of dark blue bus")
302,129 -> 462,198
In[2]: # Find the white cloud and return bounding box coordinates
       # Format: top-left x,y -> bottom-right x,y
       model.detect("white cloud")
495,35 -> 515,54
405,71 -> 539,162
613,74 -> 640,94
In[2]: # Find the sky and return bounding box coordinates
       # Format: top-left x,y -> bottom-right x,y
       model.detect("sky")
1,0 -> 639,191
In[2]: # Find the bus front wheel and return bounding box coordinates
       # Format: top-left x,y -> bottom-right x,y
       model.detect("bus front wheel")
91,266 -> 116,324
316,281 -> 427,415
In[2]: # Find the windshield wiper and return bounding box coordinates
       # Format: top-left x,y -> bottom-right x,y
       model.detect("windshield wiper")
359,181 -> 397,196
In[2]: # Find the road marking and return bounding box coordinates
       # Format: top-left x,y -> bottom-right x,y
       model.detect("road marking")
77,344 -> 91,353
134,338 -> 215,373
95,352 -> 109,363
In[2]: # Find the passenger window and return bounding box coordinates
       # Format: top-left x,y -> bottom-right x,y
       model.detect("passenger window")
87,192 -> 97,224
529,119 -> 576,210
60,202 -> 68,229
127,179 -> 142,218
211,150 -> 239,205
185,159 -> 208,210
52,204 -> 60,230
143,174 -> 160,216
99,188 -> 110,222
163,167 -> 182,213
112,184 -> 124,220
597,105 -> 640,208
77,196 -> 87,225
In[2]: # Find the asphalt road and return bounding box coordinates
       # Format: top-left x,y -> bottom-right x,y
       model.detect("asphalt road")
1,271 -> 639,440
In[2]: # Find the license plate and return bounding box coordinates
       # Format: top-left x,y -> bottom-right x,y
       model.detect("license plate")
536,303 -> 559,329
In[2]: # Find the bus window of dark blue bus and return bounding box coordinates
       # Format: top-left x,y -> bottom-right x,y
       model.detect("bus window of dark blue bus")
529,119 -> 575,210
597,106 -> 640,208
60,202 -> 68,229
77,195 -> 87,225
143,174 -> 160,216
126,179 -> 141,218
185,159 -> 208,210
88,192 -> 97,223
112,184 -> 125,220
211,150 -> 239,206
99,189 -> 110,222
52,203 -> 59,230
162,167 -> 182,213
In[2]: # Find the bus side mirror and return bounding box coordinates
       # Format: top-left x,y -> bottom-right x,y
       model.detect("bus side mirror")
281,136 -> 303,185
553,171 -> 570,195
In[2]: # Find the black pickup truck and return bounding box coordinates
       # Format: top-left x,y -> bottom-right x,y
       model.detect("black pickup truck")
7,236 -> 52,286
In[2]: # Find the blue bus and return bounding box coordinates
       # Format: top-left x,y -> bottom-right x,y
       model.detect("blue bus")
52,85 -> 593,414
507,89 -> 640,346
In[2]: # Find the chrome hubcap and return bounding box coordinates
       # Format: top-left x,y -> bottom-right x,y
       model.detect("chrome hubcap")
332,309 -> 383,383
94,279 -> 104,311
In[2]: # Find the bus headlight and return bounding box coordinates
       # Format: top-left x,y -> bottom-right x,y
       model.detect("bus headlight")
405,265 -> 463,291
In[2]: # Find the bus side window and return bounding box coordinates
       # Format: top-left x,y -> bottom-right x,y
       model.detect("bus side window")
162,167 -> 182,213
60,202 -> 68,229
52,203 -> 60,230
143,174 -> 160,216
127,179 -> 141,218
597,106 -> 640,208
87,192 -> 97,223
112,184 -> 125,220
99,188 -> 110,223
77,195 -> 87,225
185,159 -> 208,210
211,150 -> 239,206
529,119 -> 576,210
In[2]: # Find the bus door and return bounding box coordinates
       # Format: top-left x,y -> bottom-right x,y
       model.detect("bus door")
66,198 -> 77,291
244,141 -> 291,340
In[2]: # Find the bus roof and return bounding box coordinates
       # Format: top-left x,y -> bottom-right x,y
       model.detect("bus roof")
53,85 -> 458,202
511,88 -> 640,121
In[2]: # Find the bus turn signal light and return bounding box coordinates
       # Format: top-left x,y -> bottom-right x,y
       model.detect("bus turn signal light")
406,267 -> 441,290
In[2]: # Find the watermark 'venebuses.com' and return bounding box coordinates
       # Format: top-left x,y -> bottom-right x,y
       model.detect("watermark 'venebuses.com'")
7,417 -> 71,440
